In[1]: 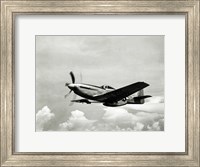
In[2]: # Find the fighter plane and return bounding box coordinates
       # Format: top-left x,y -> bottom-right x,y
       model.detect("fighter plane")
65,71 -> 151,107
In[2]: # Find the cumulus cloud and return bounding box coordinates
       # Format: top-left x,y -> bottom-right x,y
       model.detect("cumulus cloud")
38,101 -> 164,131
103,107 -> 137,123
84,108 -> 137,131
134,122 -> 145,131
124,103 -> 164,114
147,119 -> 164,131
57,105 -> 164,131
59,110 -> 96,131
36,106 -> 55,131
98,107 -> 141,131
97,107 -> 164,131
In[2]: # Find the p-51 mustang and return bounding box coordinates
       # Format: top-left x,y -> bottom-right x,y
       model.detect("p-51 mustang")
65,72 -> 151,107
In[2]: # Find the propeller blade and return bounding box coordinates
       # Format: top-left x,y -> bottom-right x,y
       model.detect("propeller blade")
70,71 -> 75,83
64,90 -> 72,98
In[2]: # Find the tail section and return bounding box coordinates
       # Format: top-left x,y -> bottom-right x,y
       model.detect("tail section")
127,89 -> 151,104
133,95 -> 152,103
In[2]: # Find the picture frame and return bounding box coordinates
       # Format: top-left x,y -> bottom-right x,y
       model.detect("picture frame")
0,0 -> 199,166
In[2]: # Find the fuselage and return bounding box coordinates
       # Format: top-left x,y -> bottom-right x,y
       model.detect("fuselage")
68,83 -> 113,100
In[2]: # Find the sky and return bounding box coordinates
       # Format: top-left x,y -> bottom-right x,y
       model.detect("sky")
35,36 -> 164,131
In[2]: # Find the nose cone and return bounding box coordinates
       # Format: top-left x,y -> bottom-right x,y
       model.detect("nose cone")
68,84 -> 75,90
65,83 -> 70,86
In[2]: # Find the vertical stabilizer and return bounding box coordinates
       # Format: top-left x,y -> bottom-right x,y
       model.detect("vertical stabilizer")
137,89 -> 144,97
137,89 -> 144,103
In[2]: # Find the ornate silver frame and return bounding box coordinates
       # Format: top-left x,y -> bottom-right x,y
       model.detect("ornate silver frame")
1,1 -> 199,166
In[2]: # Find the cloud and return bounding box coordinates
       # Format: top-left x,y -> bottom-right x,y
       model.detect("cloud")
147,119 -> 164,131
103,107 -> 138,123
59,110 -> 96,131
97,106 -> 164,131
36,106 -> 55,131
38,102 -> 164,131
59,108 -> 142,131
134,122 -> 145,131
124,103 -> 164,114
99,107 -> 139,131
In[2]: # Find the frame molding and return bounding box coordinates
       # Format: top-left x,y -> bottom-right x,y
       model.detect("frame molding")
1,0 -> 199,166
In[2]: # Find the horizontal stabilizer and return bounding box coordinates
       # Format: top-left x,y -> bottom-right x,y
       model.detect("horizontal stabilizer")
71,99 -> 91,104
133,95 -> 152,100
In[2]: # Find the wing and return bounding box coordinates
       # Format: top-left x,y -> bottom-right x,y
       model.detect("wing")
94,82 -> 149,102
71,99 -> 100,104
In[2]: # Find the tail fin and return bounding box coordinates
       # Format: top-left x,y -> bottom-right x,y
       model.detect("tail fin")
127,89 -> 151,104
137,89 -> 144,97
135,89 -> 151,104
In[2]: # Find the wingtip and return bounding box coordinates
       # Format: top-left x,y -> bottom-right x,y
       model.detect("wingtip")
138,81 -> 150,87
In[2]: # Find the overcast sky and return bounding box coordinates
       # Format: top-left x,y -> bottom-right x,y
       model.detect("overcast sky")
36,36 -> 164,131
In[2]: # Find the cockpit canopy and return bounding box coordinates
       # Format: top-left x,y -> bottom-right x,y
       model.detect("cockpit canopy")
101,85 -> 115,90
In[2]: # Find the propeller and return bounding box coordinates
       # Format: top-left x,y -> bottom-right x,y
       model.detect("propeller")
65,71 -> 77,105
65,71 -> 75,98
64,89 -> 72,98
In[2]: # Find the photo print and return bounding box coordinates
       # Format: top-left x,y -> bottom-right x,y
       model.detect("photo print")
36,35 -> 164,131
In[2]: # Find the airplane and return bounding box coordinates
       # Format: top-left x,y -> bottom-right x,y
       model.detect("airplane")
65,71 -> 152,107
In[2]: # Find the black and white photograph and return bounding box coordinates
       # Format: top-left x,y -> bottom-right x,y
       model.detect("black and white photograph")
36,35 -> 164,131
